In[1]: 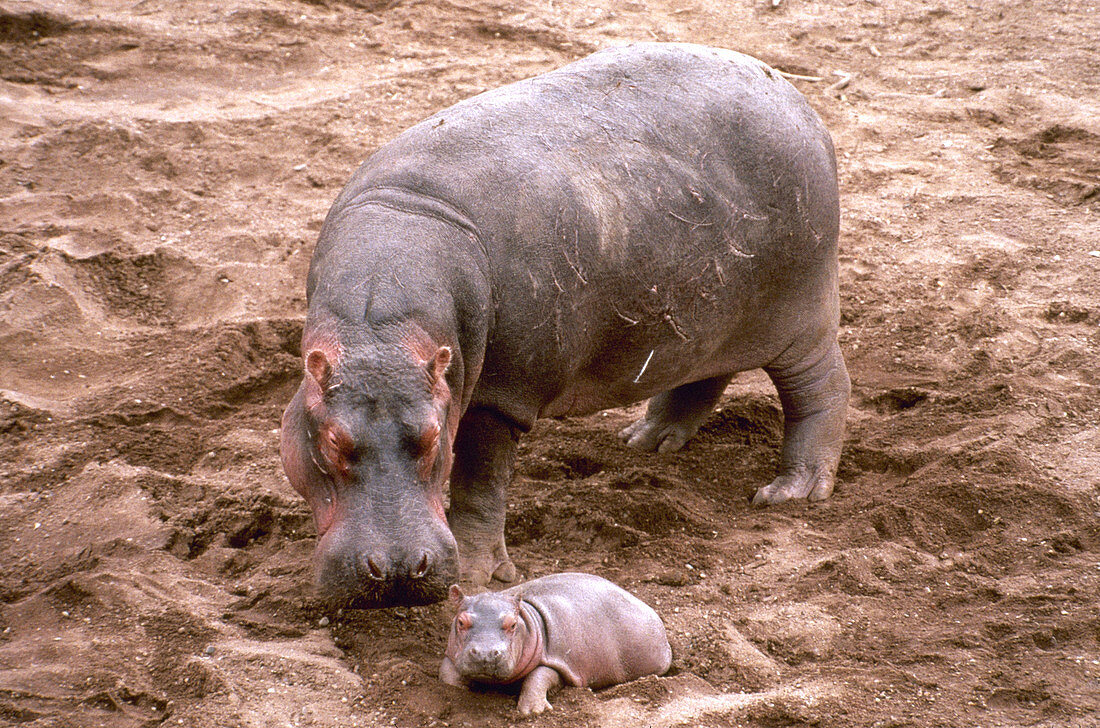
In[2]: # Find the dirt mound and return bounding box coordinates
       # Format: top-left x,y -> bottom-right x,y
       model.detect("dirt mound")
2,0 -> 1099,727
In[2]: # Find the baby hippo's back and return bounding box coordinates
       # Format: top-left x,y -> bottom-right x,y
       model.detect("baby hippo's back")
517,573 -> 672,688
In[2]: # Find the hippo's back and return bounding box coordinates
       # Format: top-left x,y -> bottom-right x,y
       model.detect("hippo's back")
333,43 -> 841,420
340,42 -> 837,258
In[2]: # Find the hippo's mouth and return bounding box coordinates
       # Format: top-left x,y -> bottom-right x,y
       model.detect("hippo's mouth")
317,572 -> 452,609
458,664 -> 519,686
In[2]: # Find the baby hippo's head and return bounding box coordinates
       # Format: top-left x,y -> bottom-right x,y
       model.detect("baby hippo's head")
445,585 -> 532,684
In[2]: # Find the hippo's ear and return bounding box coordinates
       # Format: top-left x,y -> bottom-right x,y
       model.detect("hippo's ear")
306,349 -> 333,390
448,584 -> 465,607
427,346 -> 451,386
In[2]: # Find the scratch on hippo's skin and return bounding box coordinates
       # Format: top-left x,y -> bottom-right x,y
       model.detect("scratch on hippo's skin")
663,311 -> 691,342
310,450 -> 332,478
563,229 -> 588,284
549,268 -> 565,293
667,210 -> 714,229
612,304 -> 639,325
633,349 -> 655,384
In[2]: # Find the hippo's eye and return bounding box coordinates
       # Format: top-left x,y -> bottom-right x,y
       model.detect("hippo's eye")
318,424 -> 356,478
403,420 -> 440,461
501,614 -> 517,633
456,612 -> 473,631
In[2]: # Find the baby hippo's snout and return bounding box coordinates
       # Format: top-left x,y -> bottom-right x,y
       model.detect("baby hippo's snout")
456,640 -> 511,680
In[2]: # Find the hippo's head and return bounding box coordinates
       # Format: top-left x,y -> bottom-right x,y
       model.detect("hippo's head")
445,585 -> 538,684
280,325 -> 460,607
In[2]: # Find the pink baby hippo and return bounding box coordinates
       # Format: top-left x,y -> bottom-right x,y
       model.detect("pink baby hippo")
441,572 -> 672,714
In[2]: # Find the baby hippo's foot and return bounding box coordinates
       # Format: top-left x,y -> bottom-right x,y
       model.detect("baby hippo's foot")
752,464 -> 834,505
619,375 -> 733,453
518,666 -> 561,716
517,693 -> 551,716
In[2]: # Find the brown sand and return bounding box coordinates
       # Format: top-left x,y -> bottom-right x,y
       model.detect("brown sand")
1,0 -> 1098,726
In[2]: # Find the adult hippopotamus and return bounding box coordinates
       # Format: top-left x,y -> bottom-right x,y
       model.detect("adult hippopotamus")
280,42 -> 850,608
441,573 -> 672,715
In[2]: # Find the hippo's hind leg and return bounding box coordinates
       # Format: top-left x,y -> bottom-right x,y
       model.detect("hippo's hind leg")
755,340 -> 850,504
619,374 -> 734,453
448,408 -> 519,587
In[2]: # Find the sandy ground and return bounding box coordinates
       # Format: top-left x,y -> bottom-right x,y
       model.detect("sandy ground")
2,0 -> 1099,726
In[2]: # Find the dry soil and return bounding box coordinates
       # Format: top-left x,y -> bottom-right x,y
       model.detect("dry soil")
1,1 -> 1099,727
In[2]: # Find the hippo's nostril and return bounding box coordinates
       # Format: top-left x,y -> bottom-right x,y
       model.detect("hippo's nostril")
365,555 -> 387,581
412,552 -> 430,579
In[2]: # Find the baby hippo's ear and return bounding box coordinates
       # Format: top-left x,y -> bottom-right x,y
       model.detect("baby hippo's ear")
449,584 -> 466,608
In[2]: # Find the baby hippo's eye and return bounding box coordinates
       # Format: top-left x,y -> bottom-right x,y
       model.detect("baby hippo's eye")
501,613 -> 517,633
456,612 -> 473,631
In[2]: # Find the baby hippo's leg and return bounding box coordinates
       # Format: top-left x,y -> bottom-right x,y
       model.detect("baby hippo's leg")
439,657 -> 465,687
517,666 -> 562,715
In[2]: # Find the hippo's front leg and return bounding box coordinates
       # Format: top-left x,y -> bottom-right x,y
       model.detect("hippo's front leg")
448,408 -> 519,586
517,666 -> 562,716
755,341 -> 851,504
439,656 -> 465,687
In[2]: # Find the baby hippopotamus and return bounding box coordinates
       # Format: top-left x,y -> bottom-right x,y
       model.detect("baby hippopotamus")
440,573 -> 672,714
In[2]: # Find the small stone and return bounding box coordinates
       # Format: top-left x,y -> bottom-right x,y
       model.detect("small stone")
318,616 -> 330,627
204,645 -> 216,656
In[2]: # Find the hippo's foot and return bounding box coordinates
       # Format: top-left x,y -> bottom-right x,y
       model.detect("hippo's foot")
752,464 -> 834,505
518,694 -> 552,716
517,666 -> 562,716
619,374 -> 733,453
757,340 -> 850,506
456,531 -> 517,587
439,657 -> 466,687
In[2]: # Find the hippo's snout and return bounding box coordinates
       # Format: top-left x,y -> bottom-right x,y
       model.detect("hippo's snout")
467,644 -> 505,663
359,548 -> 435,582
314,521 -> 458,608
456,642 -> 512,681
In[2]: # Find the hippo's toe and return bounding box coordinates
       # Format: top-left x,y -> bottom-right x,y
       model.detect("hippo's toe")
752,466 -> 835,506
517,694 -> 552,716
619,417 -> 696,453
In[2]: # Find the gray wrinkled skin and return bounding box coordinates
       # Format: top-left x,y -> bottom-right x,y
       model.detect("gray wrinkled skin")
441,573 -> 672,715
281,42 -> 850,607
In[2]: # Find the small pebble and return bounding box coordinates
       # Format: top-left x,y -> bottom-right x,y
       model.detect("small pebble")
204,645 -> 216,656
318,616 -> 330,627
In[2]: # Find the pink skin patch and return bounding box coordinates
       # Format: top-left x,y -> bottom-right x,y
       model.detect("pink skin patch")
280,392 -> 340,536
399,323 -> 456,524
317,421 -> 355,481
